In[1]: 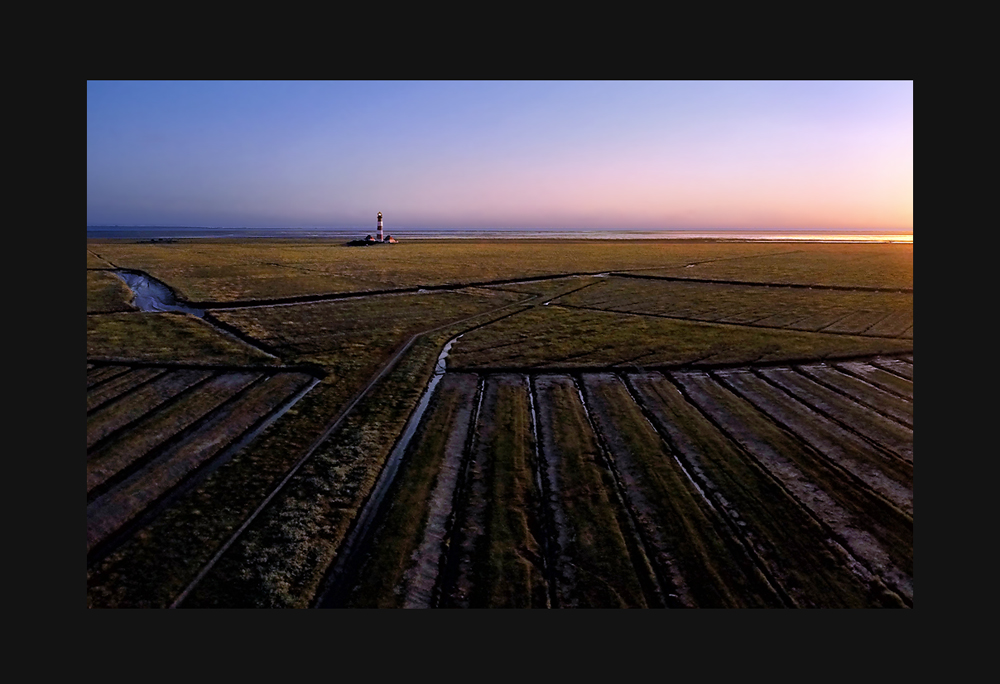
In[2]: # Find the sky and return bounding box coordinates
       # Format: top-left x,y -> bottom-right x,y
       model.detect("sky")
87,81 -> 913,232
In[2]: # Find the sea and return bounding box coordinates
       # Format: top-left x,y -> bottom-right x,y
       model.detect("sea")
86,227 -> 913,243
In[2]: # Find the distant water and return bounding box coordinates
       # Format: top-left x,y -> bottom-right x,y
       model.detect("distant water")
87,227 -> 913,243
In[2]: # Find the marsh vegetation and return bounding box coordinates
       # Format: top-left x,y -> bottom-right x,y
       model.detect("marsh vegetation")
86,238 -> 912,608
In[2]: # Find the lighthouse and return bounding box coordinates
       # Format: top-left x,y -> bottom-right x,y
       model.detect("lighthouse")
377,212 -> 383,243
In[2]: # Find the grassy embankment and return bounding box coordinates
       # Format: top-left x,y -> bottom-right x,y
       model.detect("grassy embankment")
344,373 -> 549,608
627,372 -> 889,608
581,374 -> 780,608
716,370 -> 913,518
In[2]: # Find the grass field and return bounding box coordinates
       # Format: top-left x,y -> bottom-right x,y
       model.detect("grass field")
86,238 -> 912,608
86,239 -> 912,301
87,313 -> 278,365
447,305 -> 913,370
87,271 -> 136,313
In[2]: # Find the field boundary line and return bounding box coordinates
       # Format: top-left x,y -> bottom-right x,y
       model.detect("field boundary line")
86,371 -> 264,503
188,273 -> 604,310
868,358 -> 914,381
451,352 -> 915,376
610,272 -> 913,294
552,303 -> 913,340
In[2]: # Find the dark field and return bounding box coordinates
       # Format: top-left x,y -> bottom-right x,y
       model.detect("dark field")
86,239 -> 912,608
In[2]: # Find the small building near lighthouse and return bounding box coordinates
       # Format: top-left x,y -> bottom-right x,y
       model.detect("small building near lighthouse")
346,212 -> 398,246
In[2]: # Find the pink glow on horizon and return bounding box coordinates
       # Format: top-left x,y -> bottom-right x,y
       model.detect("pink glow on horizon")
88,81 -> 913,231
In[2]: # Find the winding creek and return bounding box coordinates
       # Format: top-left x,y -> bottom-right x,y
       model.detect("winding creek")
114,270 -> 205,317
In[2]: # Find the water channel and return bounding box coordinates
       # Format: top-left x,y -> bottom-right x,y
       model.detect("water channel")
114,270 -> 205,317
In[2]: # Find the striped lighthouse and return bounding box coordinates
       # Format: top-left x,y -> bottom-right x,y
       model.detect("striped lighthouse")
377,212 -> 383,243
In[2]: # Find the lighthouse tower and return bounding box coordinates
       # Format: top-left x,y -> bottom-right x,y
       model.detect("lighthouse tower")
377,212 -> 383,243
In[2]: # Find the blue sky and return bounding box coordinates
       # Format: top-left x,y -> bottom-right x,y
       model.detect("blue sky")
87,81 -> 913,231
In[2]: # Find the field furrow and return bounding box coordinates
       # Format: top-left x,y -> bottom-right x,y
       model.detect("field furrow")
446,379 -> 491,608
87,368 -> 168,413
533,375 -> 647,608
836,361 -> 914,399
87,369 -> 217,450
87,372 -> 313,554
86,371 -> 259,495
787,310 -> 852,332
444,374 -> 547,608
870,357 -> 913,380
756,367 -> 913,463
796,364 -> 913,428
718,370 -> 913,516
821,310 -> 889,335
862,310 -> 912,337
748,312 -> 811,328
582,373 -> 781,607
87,365 -> 131,388
671,371 -> 911,605
626,371 -> 884,607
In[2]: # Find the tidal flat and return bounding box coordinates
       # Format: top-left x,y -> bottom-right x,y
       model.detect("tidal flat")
86,238 -> 913,608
